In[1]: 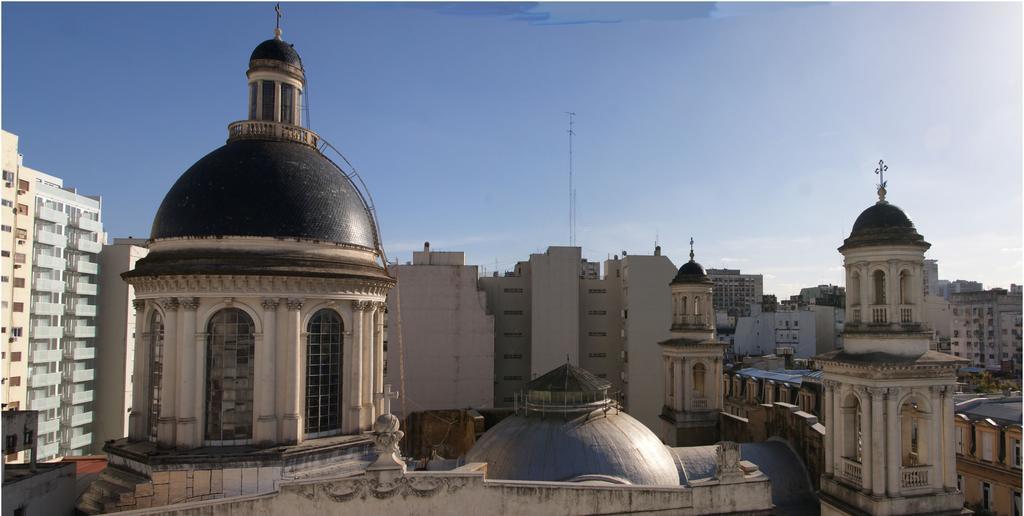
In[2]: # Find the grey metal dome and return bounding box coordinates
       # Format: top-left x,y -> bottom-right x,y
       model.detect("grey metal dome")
464,409 -> 681,486
840,200 -> 929,251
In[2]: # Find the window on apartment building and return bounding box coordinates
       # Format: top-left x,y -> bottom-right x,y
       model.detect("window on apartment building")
1014,438 -> 1021,468
12,303 -> 22,313
8,377 -> 19,387
0,276 -> 6,283
10,352 -> 20,362
588,353 -> 607,358
982,482 -> 991,510
0,225 -> 9,232
11,328 -> 21,338
14,228 -> 26,240
0,251 -> 8,257
2,171 -> 12,182
13,253 -> 24,264
17,180 -> 28,192
15,204 -> 27,215
982,432 -> 994,461
12,278 -> 23,288
1,200 -> 11,208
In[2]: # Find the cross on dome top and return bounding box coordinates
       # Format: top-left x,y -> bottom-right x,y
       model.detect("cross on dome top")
274,3 -> 283,40
874,159 -> 889,203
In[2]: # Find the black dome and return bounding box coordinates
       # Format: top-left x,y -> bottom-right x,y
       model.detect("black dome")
250,38 -> 302,67
672,259 -> 711,284
841,201 -> 928,251
151,139 -> 378,249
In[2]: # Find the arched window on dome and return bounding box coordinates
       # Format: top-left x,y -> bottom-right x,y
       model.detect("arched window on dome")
872,270 -> 886,305
261,81 -> 275,122
693,363 -> 706,398
147,311 -> 165,442
205,308 -> 256,444
305,309 -> 343,438
681,296 -> 688,315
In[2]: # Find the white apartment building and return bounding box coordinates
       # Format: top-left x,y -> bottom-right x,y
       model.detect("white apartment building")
923,259 -> 939,296
706,268 -> 763,317
478,246 -> 676,433
2,129 -> 104,460
93,238 -> 148,447
950,288 -> 1023,373
733,303 -> 818,358
383,244 -> 494,417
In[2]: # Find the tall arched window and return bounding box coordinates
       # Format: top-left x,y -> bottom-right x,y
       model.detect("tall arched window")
899,270 -> 911,304
873,270 -> 886,305
205,308 -> 256,444
693,363 -> 706,397
306,309 -> 343,438
681,296 -> 688,315
147,311 -> 165,441
694,296 -> 701,316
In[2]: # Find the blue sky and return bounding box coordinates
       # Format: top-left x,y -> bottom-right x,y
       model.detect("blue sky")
3,2 -> 1020,297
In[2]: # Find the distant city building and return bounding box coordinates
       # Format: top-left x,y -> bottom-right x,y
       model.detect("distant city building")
923,259 -> 939,296
706,268 -> 763,317
2,410 -> 76,516
1011,284 -> 1022,295
478,245 -> 676,433
953,396 -> 1022,515
948,279 -> 985,297
93,238 -> 149,447
924,294 -> 954,352
950,288 -> 1023,373
383,243 -> 494,417
798,284 -> 845,308
2,129 -> 104,461
732,303 -> 818,359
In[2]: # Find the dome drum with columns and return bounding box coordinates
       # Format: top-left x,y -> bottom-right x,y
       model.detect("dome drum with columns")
120,28 -> 394,453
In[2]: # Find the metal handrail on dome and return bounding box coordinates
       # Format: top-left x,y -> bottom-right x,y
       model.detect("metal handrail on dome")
227,120 -> 320,148
513,389 -> 620,418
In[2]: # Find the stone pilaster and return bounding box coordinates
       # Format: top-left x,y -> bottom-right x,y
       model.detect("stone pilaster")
868,387 -> 885,496
823,381 -> 835,475
129,299 -> 149,440
175,298 -> 199,449
885,387 -> 900,496
280,298 -> 303,444
256,298 -> 279,444
157,298 -> 179,448
350,300 -> 367,431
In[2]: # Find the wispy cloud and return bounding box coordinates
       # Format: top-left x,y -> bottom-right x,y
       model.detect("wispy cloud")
373,2 -> 825,26
720,257 -> 749,263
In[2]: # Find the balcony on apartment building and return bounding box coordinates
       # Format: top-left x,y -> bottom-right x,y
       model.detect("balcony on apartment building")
68,369 -> 94,383
69,280 -> 97,296
69,433 -> 92,450
67,411 -> 93,428
33,253 -> 65,270
70,237 -> 102,254
28,395 -> 60,411
70,214 -> 101,233
64,323 -> 96,339
28,371 -> 62,388
35,228 -> 65,247
30,349 -> 62,363
35,206 -> 68,225
30,323 -> 63,339
33,301 -> 63,316
65,345 -> 95,361
66,390 -> 93,405
33,277 -> 64,293
68,257 -> 99,275
66,302 -> 97,317
37,442 -> 59,459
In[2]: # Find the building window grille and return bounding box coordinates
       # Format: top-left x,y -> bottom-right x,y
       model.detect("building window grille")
147,311 -> 164,441
305,309 -> 342,438
205,308 -> 255,443
248,82 -> 258,119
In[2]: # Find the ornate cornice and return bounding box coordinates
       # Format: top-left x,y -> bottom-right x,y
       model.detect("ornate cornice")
129,274 -> 391,299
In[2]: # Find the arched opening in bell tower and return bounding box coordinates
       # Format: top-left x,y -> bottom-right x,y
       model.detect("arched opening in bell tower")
872,270 -> 886,305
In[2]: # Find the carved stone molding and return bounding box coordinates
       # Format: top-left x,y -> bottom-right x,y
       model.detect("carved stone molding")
132,299 -> 146,311
287,298 -> 304,311
261,298 -> 281,311
300,475 -> 470,503
866,386 -> 887,399
129,274 -> 392,299
352,300 -> 374,312
159,298 -> 180,311
179,297 -> 200,311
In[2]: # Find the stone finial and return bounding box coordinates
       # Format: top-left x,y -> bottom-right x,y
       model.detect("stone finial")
369,413 -> 406,472
715,441 -> 744,483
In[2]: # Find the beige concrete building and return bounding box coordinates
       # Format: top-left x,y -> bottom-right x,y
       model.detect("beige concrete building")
953,396 -> 1021,515
950,288 -> 1022,374
93,238 -> 149,447
478,245 -> 676,433
707,268 -> 763,317
2,129 -> 104,461
384,243 -> 494,417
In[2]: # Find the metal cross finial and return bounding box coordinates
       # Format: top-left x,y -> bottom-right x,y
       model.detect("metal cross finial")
374,384 -> 400,415
274,3 -> 283,39
689,237 -> 695,261
874,159 -> 889,202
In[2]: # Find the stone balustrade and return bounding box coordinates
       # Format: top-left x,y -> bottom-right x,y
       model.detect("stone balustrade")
900,465 -> 930,489
841,457 -> 862,486
228,120 -> 320,148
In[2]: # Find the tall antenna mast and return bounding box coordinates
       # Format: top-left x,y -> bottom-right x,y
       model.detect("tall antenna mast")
566,112 -> 576,247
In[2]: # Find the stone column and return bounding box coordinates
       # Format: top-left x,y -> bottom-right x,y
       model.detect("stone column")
833,384 -> 845,473
275,299 -> 289,436
888,260 -> 899,322
374,303 -> 385,417
860,264 -> 871,323
193,330 -> 205,445
280,299 -> 303,444
673,357 -> 684,412
824,381 -> 835,475
713,358 -> 722,410
175,298 -> 199,449
859,387 -> 873,492
942,387 -> 956,490
256,298 -> 279,444
663,357 -> 672,403
156,298 -> 179,448
929,386 -> 942,490
361,304 -> 374,424
129,299 -> 148,440
869,387 -> 885,496
350,301 -> 366,430
681,357 -> 691,411
886,387 -> 900,496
